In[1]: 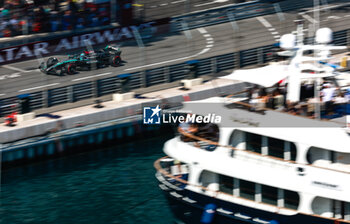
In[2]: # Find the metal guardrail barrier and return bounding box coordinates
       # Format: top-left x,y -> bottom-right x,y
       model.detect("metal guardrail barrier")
0,28 -> 349,118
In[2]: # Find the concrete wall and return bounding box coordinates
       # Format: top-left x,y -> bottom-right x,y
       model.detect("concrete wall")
0,81 -> 245,144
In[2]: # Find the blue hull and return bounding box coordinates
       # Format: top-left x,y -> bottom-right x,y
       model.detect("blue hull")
159,183 -> 345,224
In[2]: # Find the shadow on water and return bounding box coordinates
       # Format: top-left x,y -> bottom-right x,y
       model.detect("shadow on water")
1,133 -> 176,224
2,133 -> 175,184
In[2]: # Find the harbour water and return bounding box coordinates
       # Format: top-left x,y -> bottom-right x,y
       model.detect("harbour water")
1,133 -> 176,224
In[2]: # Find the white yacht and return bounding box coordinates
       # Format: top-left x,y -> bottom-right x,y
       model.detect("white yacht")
154,25 -> 350,224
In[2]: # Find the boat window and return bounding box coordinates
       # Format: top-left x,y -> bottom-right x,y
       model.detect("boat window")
231,131 -> 297,161
307,147 -> 332,164
240,179 -> 255,201
215,175 -> 300,210
219,174 -> 234,195
261,184 -> 278,206
291,143 -> 297,161
334,152 -> 350,165
307,147 -> 350,169
229,130 -> 246,150
198,170 -> 217,189
268,137 -> 284,159
246,132 -> 261,153
345,202 -> 350,221
284,190 -> 299,210
312,197 -> 350,220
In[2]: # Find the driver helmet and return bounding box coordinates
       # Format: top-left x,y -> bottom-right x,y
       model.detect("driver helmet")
80,53 -> 86,60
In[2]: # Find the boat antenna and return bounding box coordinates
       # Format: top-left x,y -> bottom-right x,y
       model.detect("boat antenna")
295,18 -> 304,46
313,0 -> 321,119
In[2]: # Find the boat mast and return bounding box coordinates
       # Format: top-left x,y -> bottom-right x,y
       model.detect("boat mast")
286,20 -> 304,103
313,0 -> 321,119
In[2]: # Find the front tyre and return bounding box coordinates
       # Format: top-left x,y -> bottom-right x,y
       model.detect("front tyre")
39,62 -> 46,73
110,55 -> 121,67
55,66 -> 65,76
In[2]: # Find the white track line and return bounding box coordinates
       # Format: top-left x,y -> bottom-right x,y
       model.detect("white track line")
198,28 -> 208,34
257,16 -> 281,42
126,56 -> 193,71
2,65 -> 27,73
171,0 -> 185,3
18,83 -> 60,92
197,48 -> 210,55
195,0 -> 228,7
328,15 -> 340,19
0,93 -> 6,96
195,2 -> 216,7
301,14 -> 317,24
0,72 -> 21,80
72,72 -> 111,82
125,28 -> 213,71
257,16 -> 272,28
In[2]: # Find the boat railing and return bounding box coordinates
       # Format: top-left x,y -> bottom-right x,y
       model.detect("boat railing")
225,88 -> 349,122
155,156 -> 298,215
178,127 -> 350,175
154,156 -> 350,223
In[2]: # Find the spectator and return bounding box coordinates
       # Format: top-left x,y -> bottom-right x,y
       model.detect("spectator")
3,25 -> 11,36
9,14 -> 19,35
49,11 -> 60,32
345,88 -> 350,102
0,0 -> 113,37
68,0 -> 78,13
248,85 -> 260,110
259,87 -> 267,97
62,10 -> 72,30
76,17 -> 84,29
0,18 -> 9,30
87,7 -> 99,27
265,92 -> 274,109
273,89 -> 284,110
321,83 -> 336,115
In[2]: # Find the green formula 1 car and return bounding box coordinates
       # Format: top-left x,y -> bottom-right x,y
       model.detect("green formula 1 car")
39,57 -> 78,75
68,45 -> 122,70
39,45 -> 122,75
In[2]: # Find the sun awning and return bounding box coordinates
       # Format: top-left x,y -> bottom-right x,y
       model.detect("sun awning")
220,64 -> 290,87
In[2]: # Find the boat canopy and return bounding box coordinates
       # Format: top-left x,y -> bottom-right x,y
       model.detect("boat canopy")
220,64 -> 290,87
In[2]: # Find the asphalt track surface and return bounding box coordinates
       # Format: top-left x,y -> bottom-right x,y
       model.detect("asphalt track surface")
1,1 -> 350,98
134,0 -> 240,21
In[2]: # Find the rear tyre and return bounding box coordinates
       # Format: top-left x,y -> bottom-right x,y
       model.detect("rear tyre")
110,55 -> 121,67
65,63 -> 77,75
